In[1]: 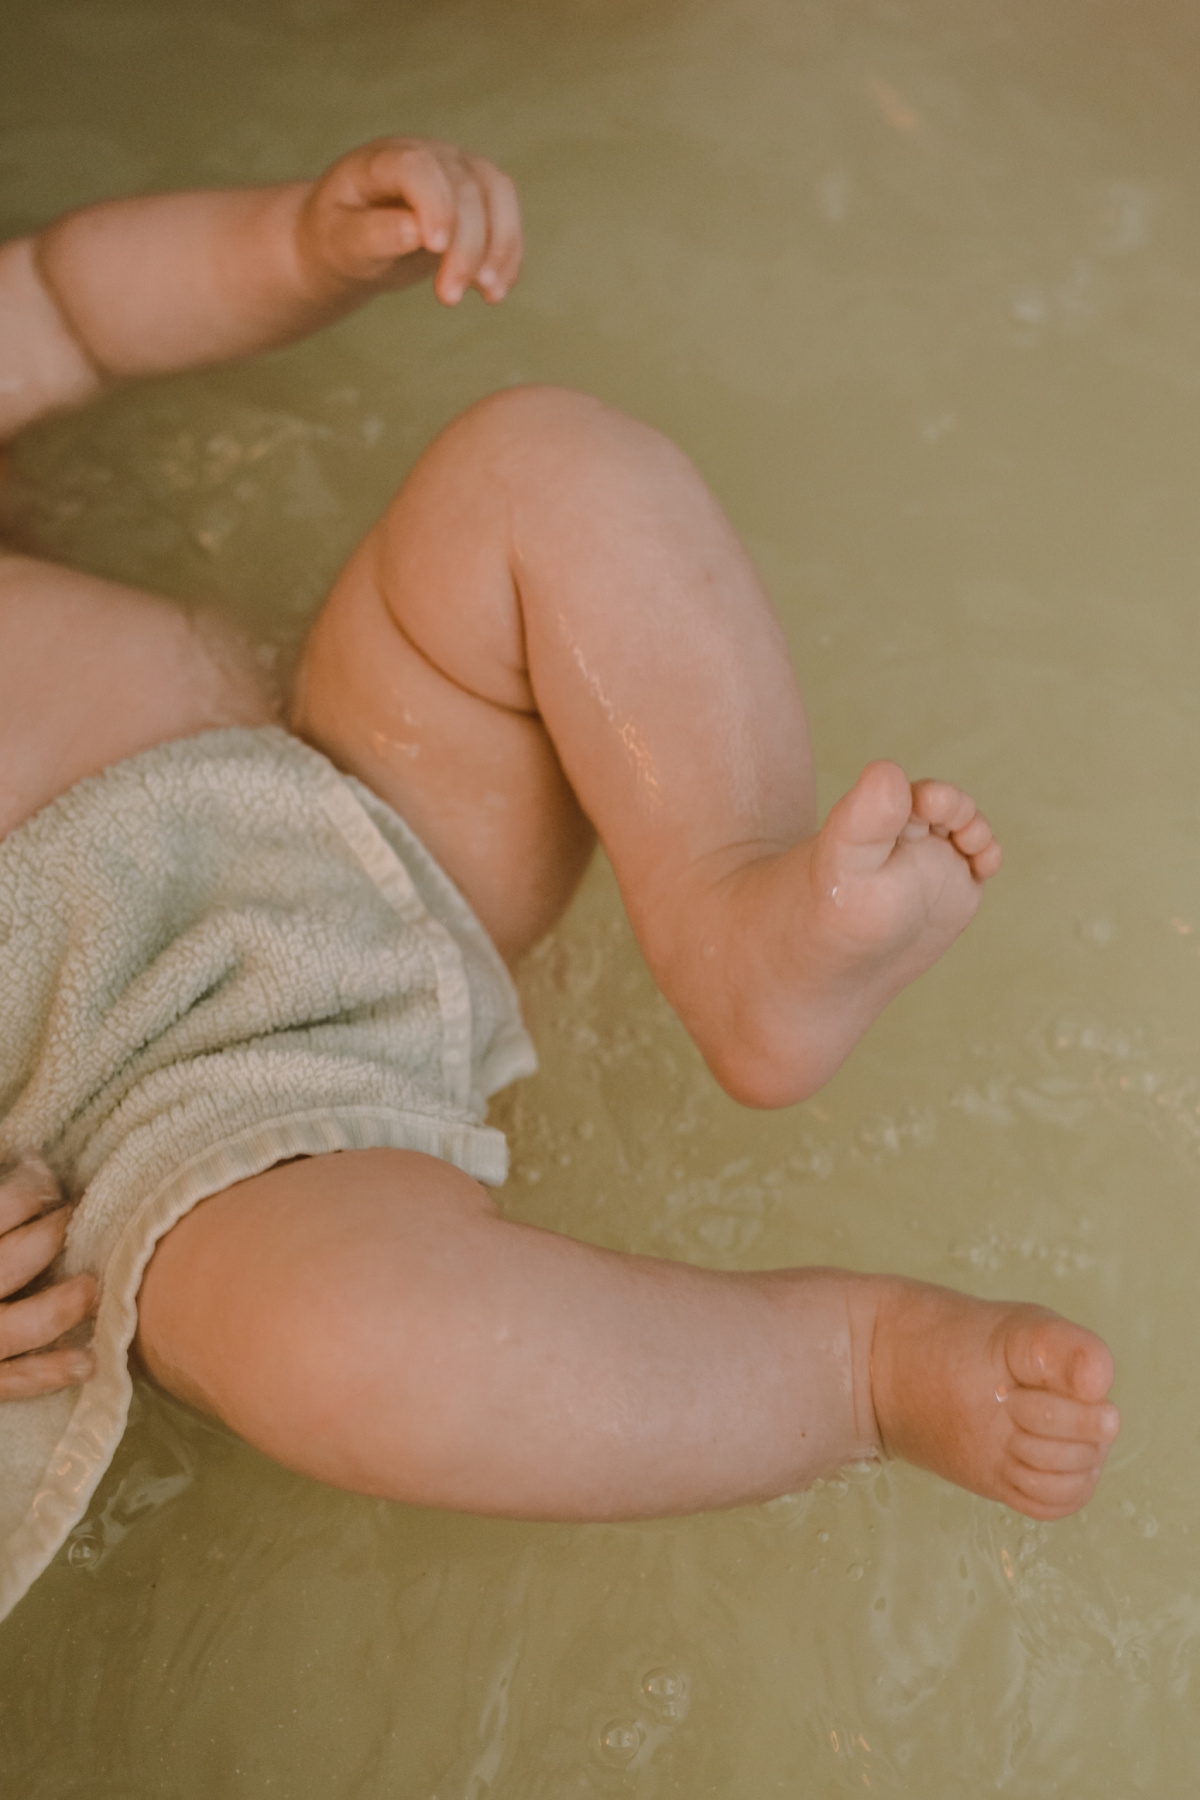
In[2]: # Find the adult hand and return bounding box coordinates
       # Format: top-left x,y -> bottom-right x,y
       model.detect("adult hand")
0,1158 -> 95,1399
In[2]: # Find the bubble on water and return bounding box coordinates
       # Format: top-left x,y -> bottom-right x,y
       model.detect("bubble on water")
1011,283 -> 1049,328
814,168 -> 850,223
67,1534 -> 98,1570
641,1667 -> 688,1721
1075,915 -> 1117,948
846,1562 -> 864,1581
596,1720 -> 643,1767
817,1530 -> 830,1543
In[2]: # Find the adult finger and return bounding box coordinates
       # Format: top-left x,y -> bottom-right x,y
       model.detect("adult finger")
0,1347 -> 94,1401
0,1157 -> 62,1237
0,1273 -> 96,1361
0,1208 -> 69,1301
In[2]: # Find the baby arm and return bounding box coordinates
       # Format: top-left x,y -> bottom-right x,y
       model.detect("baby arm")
0,1158 -> 95,1399
0,136 -> 522,441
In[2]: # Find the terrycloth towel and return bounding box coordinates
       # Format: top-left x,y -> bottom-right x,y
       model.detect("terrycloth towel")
0,726 -> 536,1622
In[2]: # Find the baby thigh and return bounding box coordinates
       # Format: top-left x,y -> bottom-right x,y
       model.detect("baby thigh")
134,1149 -> 505,1503
290,385 -> 814,966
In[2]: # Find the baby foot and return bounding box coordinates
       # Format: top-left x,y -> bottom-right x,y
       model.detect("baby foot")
708,761 -> 1001,1106
867,1278 -> 1119,1519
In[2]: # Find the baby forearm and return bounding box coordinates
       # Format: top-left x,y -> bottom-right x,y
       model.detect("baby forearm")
33,183 -> 405,381
1,138 -> 520,442
0,185 -> 349,440
0,238 -> 104,439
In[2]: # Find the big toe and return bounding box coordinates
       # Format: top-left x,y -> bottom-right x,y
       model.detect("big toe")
1005,1312 -> 1115,1403
825,761 -> 913,856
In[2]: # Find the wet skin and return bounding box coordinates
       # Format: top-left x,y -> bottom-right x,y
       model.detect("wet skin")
0,138 -> 1118,1521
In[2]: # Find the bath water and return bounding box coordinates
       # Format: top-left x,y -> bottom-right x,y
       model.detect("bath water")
3,1 -> 1200,1792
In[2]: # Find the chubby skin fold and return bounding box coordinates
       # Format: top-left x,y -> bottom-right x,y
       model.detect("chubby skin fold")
0,135 -> 1118,1528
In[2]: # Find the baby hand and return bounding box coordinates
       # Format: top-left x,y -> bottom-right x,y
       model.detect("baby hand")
0,1157 -> 95,1400
296,136 -> 523,308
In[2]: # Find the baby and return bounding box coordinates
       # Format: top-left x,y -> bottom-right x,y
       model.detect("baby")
0,137 -> 1117,1614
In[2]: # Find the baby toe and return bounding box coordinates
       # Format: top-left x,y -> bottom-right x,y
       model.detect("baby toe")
1008,1385 -> 1119,1448
1007,1462 -> 1102,1520
1004,1312 -> 1115,1404
1009,1427 -> 1110,1475
911,779 -> 976,834
949,811 -> 994,856
967,838 -> 1004,880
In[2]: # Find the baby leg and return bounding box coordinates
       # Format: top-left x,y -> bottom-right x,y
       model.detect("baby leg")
135,1149 -> 1117,1521
292,387 -> 999,1106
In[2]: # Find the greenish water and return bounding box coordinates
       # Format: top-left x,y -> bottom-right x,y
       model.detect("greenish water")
3,0 -> 1200,1792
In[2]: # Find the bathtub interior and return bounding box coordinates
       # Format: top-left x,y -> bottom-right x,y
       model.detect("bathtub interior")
2,0 -> 1200,1793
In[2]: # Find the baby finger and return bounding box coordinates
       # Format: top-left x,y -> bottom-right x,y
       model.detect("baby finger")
435,171 -> 488,304
475,163 -> 523,300
368,140 -> 456,255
